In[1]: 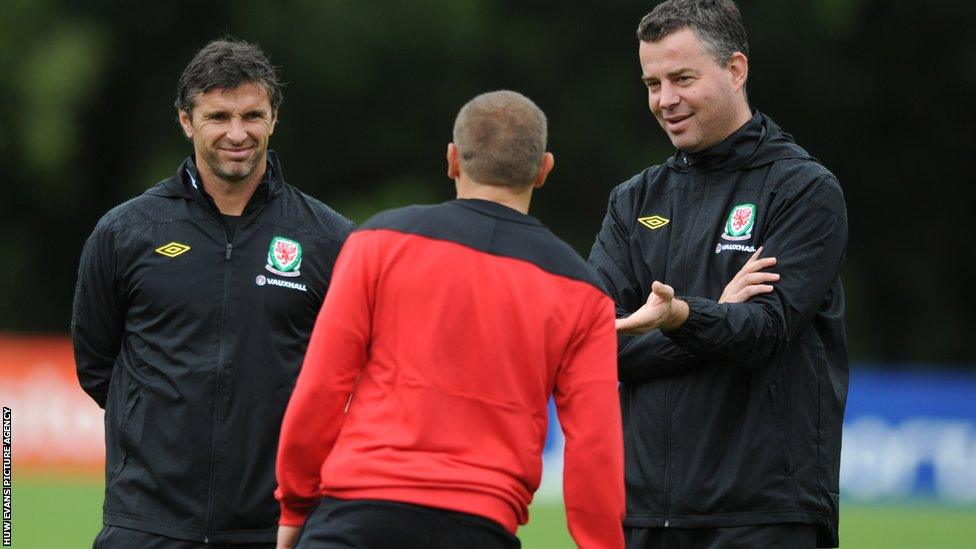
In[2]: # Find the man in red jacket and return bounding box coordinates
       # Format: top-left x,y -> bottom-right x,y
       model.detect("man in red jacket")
274,90 -> 625,548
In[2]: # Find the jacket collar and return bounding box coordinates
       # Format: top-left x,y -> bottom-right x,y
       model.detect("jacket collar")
451,198 -> 545,227
147,150 -> 285,204
667,112 -> 813,172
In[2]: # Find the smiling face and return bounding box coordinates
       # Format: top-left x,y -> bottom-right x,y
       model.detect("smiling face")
639,27 -> 750,153
178,81 -> 277,186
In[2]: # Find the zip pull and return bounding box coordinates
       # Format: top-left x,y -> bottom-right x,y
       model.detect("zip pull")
225,243 -> 233,260
664,520 -> 670,528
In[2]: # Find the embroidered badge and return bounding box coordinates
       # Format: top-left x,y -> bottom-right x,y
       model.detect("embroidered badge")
721,203 -> 756,241
638,215 -> 670,230
155,242 -> 191,258
265,236 -> 303,277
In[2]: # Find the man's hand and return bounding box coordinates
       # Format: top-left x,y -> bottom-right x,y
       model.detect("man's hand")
719,247 -> 778,304
277,525 -> 301,549
616,281 -> 689,335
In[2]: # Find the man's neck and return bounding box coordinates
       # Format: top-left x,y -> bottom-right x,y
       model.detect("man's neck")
728,106 -> 755,139
196,155 -> 266,216
455,176 -> 533,214
716,105 -> 755,148
683,106 -> 755,156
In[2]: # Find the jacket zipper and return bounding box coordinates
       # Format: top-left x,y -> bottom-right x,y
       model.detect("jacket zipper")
663,379 -> 671,528
663,167 -> 708,528
203,238 -> 234,543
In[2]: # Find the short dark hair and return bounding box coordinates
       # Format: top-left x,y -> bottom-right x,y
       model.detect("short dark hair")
637,0 -> 748,64
175,39 -> 284,115
452,91 -> 548,188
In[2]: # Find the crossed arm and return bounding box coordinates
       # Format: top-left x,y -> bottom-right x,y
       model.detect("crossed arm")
616,247 -> 778,334
591,176 -> 847,380
604,248 -> 778,382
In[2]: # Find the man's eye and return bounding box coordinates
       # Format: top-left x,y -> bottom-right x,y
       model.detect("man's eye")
646,82 -> 660,92
677,76 -> 693,84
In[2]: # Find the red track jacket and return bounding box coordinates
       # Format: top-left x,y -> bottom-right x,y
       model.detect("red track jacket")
276,199 -> 624,548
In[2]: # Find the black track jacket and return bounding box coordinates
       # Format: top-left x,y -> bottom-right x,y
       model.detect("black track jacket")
72,152 -> 353,543
589,113 -> 848,547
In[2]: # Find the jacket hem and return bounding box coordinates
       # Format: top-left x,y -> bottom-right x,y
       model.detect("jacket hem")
623,509 -> 827,529
103,512 -> 276,543
622,509 -> 838,547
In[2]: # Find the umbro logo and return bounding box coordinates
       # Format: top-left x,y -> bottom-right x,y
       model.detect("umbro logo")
638,215 -> 670,230
155,242 -> 191,258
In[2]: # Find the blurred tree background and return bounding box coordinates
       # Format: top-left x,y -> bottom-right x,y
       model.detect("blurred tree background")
1,0 -> 974,362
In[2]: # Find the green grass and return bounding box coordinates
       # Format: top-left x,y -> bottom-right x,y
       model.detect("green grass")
10,475 -> 976,548
518,501 -> 976,548
11,474 -> 103,549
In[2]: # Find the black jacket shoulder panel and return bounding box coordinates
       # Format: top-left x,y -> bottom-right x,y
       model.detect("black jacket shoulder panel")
260,183 -> 355,244
767,158 -> 847,221
605,168 -> 658,219
363,200 -> 608,295
89,187 -> 189,241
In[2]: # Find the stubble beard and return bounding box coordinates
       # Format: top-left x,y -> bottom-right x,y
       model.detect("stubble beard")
656,113 -> 700,153
204,148 -> 263,183
665,123 -> 701,153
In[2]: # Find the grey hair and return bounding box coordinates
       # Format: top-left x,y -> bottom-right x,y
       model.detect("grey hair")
637,0 -> 749,65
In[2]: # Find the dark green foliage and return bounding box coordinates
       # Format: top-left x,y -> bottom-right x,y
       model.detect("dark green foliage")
1,0 -> 973,361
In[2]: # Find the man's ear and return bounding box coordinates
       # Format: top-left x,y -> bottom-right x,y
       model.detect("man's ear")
270,109 -> 279,135
446,143 -> 460,179
178,110 -> 194,139
728,51 -> 749,92
532,152 -> 555,189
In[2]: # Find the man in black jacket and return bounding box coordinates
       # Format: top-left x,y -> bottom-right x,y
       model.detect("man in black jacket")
589,1 -> 848,547
72,39 -> 354,548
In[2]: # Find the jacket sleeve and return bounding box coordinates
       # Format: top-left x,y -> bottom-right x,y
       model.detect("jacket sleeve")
71,230 -> 124,409
663,174 -> 848,367
616,331 -> 706,382
275,230 -> 377,526
554,291 -> 625,549
588,185 -> 705,382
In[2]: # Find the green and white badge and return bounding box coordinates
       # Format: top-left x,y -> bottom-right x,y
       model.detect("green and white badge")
721,203 -> 756,241
266,236 -> 303,277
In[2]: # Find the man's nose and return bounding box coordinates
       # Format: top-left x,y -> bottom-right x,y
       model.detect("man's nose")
659,82 -> 681,109
226,117 -> 247,142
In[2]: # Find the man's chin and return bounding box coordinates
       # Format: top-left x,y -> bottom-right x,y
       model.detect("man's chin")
214,159 -> 260,183
670,135 -> 704,154
219,173 -> 250,183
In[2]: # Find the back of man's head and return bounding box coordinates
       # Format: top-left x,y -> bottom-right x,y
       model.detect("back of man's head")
176,38 -> 284,115
637,0 -> 748,65
452,90 -> 547,188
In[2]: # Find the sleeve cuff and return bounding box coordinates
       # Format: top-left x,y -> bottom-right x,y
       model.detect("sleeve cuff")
278,501 -> 317,526
661,296 -> 716,340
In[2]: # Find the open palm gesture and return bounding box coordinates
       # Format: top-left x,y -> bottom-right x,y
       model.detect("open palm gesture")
615,281 -> 686,335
